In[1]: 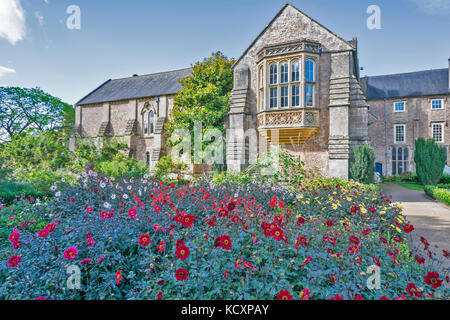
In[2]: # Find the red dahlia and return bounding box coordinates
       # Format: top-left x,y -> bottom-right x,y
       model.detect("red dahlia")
403,224 -> 414,233
220,235 -> 232,250
175,245 -> 190,261
405,283 -> 423,298
138,234 -> 152,247
277,290 -> 293,300
175,268 -> 188,281
424,272 -> 443,289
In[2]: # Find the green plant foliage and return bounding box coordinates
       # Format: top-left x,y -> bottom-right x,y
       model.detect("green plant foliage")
2,130 -> 71,172
165,52 -> 234,169
0,180 -> 46,206
154,154 -> 187,179
349,144 -> 375,184
0,87 -> 74,141
414,138 -> 446,186
424,185 -> 450,206
166,52 -> 234,137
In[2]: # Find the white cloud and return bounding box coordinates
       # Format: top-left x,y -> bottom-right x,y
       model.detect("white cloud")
35,11 -> 44,27
0,0 -> 26,45
411,0 -> 450,15
0,66 -> 16,79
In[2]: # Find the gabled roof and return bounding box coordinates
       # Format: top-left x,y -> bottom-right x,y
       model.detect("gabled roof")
76,67 -> 192,105
233,3 -> 355,69
361,68 -> 449,100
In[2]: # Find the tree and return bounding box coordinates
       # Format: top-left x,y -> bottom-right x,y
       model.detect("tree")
414,137 -> 446,185
349,144 -> 375,184
165,52 -> 235,170
0,87 -> 74,141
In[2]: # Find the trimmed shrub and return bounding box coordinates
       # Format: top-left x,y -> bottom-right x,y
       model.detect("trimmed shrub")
414,138 -> 446,186
424,185 -> 450,206
349,144 -> 375,184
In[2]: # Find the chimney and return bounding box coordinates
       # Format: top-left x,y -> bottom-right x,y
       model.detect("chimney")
132,74 -> 138,77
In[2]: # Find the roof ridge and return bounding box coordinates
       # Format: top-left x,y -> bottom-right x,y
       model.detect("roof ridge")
363,68 -> 447,79
111,67 -> 192,81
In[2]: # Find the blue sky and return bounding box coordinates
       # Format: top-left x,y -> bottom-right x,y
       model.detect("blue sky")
0,0 -> 449,105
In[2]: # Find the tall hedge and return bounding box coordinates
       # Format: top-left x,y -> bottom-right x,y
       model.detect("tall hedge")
349,144 -> 375,184
414,137 -> 446,186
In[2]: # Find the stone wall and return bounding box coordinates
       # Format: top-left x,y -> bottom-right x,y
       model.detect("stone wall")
228,4 -> 362,177
74,94 -> 175,168
80,103 -> 103,137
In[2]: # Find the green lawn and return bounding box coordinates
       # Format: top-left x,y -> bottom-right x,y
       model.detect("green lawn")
397,181 -> 425,191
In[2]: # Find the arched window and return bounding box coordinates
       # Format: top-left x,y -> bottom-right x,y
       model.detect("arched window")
150,111 -> 155,134
146,152 -> 150,166
143,112 -> 148,135
142,103 -> 156,136
305,60 -> 315,107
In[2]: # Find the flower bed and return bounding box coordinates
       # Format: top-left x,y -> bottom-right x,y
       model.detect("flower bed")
1,173 -> 449,300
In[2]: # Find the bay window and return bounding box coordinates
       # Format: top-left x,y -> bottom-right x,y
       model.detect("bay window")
258,55 -> 317,110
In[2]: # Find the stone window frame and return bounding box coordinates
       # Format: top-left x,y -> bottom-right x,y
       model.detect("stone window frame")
432,122 -> 444,143
141,102 -> 157,137
394,124 -> 406,144
431,98 -> 444,110
258,53 -> 318,111
393,101 -> 406,113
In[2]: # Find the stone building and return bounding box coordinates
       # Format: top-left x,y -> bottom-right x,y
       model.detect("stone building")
225,3 -> 369,179
362,61 -> 450,176
71,68 -> 191,169
71,3 -> 449,179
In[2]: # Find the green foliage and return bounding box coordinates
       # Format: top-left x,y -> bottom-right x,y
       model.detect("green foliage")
154,154 -> 187,178
0,156 -> 11,181
166,52 -> 234,136
165,52 -> 234,167
349,144 -> 375,184
414,137 -> 446,186
0,87 -> 73,141
95,157 -> 148,179
2,130 -> 70,172
0,180 -> 46,206
439,174 -> 450,184
424,185 -> 450,206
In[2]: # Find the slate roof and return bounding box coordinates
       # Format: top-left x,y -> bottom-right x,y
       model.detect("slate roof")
361,68 -> 449,100
76,67 -> 192,105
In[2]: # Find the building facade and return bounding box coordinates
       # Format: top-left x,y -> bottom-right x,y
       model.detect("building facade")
71,68 -> 191,170
362,65 -> 450,176
225,3 -> 369,179
72,3 -> 450,178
